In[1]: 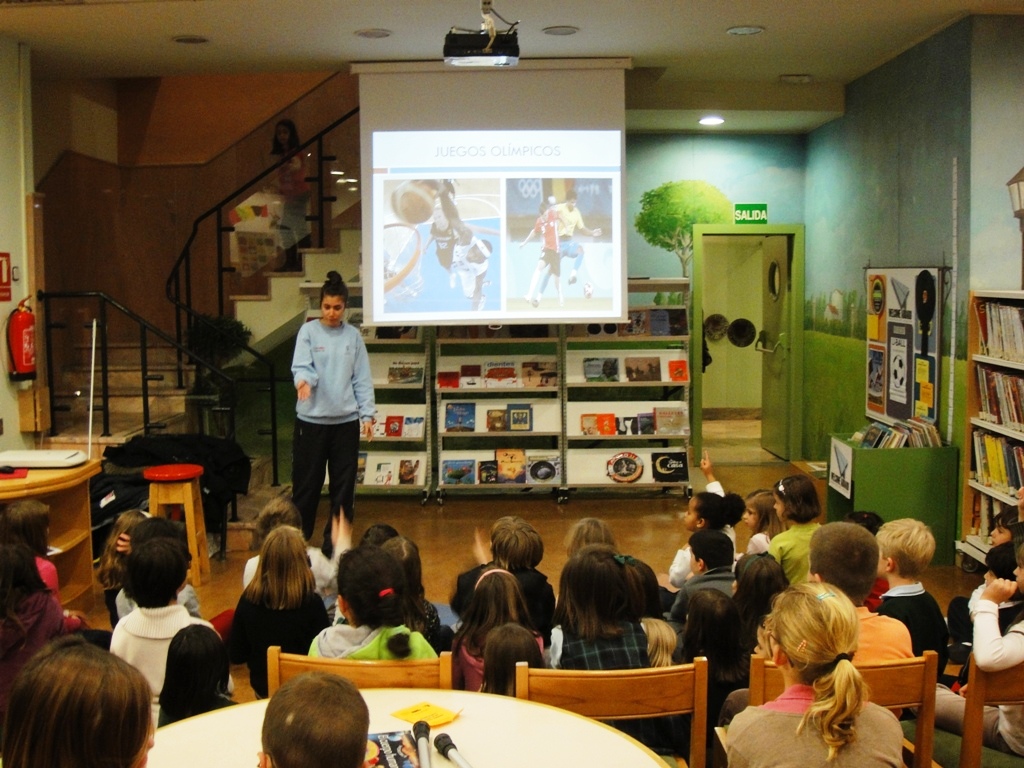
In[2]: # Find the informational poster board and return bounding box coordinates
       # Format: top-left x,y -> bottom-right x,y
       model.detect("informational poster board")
828,436 -> 853,499
865,268 -> 942,424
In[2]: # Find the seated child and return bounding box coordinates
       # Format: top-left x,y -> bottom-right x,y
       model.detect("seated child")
733,553 -> 788,653
843,510 -> 888,611
726,583 -> 904,766
667,529 -> 736,623
742,489 -> 783,556
381,536 -> 447,653
309,545 -> 436,660
110,537 -> 216,719
875,518 -> 949,676
159,624 -> 234,726
114,517 -> 202,620
564,517 -> 617,557
96,509 -> 147,628
450,516 -> 555,644
480,622 -> 546,696
934,547 -> 1024,758
947,541 -> 1022,664
767,475 -> 822,584
259,672 -> 370,768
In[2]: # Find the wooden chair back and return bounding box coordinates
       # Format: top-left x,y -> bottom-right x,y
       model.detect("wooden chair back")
515,658 -> 708,768
959,658 -> 1024,768
266,646 -> 453,695
747,652 -> 937,768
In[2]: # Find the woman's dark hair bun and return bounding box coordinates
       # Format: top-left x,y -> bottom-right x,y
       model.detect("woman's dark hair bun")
326,270 -> 343,286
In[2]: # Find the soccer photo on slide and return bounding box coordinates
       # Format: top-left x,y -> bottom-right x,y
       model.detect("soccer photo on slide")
504,177 -> 615,312
380,177 -> 502,315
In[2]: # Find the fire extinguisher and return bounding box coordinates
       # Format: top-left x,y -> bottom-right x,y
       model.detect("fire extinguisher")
7,298 -> 37,381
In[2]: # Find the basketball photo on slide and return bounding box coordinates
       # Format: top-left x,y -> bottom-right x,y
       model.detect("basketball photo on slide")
380,178 -> 502,314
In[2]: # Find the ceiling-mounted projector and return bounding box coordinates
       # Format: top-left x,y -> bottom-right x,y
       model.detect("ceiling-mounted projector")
444,29 -> 519,67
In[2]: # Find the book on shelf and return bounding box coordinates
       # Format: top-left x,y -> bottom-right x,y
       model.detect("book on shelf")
580,413 -> 600,435
398,459 -> 420,485
648,308 -> 688,337
667,359 -> 690,383
651,451 -> 689,482
617,415 -> 639,435
637,412 -> 655,435
595,413 -> 617,435
859,422 -> 888,448
436,371 -> 460,389
653,406 -> 688,435
485,361 -> 519,387
402,416 -> 425,439
620,309 -> 648,336
460,364 -> 483,388
356,452 -> 367,484
444,402 -> 476,432
384,415 -> 404,437
386,361 -> 424,385
520,360 -> 558,388
526,452 -> 561,484
583,357 -> 619,382
624,356 -> 661,382
507,403 -> 533,431
495,448 -> 527,484
486,409 -> 508,432
366,731 -> 416,768
374,462 -> 395,485
441,459 -> 476,485
478,459 -> 499,484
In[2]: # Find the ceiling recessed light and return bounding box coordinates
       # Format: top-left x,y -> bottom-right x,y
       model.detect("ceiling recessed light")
699,116 -> 725,126
172,35 -> 209,45
779,73 -> 814,84
543,25 -> 579,36
355,28 -> 392,39
726,25 -> 764,36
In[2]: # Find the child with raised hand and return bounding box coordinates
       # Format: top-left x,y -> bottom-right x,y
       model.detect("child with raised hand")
230,526 -> 331,697
666,468 -> 744,589
947,541 -> 1022,664
259,672 -> 370,768
159,624 -> 234,726
309,545 -> 437,660
741,490 -> 783,555
726,582 -> 904,767
451,568 -> 541,690
450,516 -> 555,644
381,535 -> 447,653
934,545 -> 1024,758
3,635 -> 154,768
875,518 -> 949,677
480,622 -> 545,696
96,509 -> 147,628
766,474 -> 822,584
732,553 -> 788,652
0,543 -> 66,727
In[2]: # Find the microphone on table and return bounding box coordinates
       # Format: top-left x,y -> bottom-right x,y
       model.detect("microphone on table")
434,733 -> 475,768
412,720 -> 433,768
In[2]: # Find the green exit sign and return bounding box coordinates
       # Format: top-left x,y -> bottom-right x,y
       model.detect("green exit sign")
734,203 -> 768,224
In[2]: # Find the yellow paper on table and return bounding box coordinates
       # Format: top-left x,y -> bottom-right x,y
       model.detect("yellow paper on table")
391,702 -> 460,727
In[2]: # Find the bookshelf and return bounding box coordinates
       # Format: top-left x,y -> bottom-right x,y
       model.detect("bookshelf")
960,290 -> 1024,570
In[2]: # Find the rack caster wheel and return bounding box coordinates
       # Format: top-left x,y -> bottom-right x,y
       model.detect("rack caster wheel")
960,556 -> 981,574
421,491 -> 429,506
557,491 -> 569,504
436,490 -> 445,507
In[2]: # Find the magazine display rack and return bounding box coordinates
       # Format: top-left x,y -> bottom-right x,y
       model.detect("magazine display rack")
562,278 -> 691,499
959,290 -> 1024,570
433,326 -> 562,504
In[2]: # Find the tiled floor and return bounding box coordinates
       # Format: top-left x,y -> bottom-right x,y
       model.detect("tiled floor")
85,447 -> 982,703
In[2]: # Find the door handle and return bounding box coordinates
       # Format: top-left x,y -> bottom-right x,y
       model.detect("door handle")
755,331 -> 785,354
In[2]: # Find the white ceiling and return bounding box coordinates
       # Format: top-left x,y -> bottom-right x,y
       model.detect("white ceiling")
2,0 -> 1022,131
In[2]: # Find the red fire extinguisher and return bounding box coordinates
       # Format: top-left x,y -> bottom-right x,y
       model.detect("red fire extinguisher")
7,298 -> 37,381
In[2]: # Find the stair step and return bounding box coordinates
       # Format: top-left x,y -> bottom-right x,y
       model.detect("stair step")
60,368 -> 189,391
42,412 -> 191,459
73,342 -> 182,368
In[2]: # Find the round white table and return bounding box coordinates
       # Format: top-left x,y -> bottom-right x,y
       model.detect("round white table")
148,687 -> 668,767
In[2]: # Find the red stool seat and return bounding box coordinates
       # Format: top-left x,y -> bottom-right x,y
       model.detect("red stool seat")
143,464 -> 204,482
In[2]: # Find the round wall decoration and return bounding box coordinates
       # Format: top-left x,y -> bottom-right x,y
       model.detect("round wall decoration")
607,451 -> 643,483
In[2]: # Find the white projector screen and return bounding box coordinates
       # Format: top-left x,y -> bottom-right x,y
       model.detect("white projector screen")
355,63 -> 628,326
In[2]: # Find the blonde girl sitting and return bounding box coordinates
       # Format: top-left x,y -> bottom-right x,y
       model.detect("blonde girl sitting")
726,581 -> 904,767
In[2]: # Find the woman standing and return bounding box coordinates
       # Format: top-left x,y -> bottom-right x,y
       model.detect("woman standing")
291,271 -> 375,556
271,119 -> 311,272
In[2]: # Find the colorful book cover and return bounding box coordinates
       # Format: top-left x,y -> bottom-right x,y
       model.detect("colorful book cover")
478,459 -> 499,484
366,731 -> 417,768
460,363 -> 483,388
398,459 -> 420,485
621,309 -> 649,336
624,356 -> 661,382
486,409 -> 508,432
441,459 -> 476,485
384,414 -> 404,437
507,403 -> 533,431
374,462 -> 395,485
495,448 -> 527,484
595,413 -> 617,435
653,407 -> 687,435
520,360 -> 558,388
402,416 -> 425,438
667,359 -> 690,383
436,371 -> 461,389
387,361 -> 424,385
583,357 -> 619,382
444,402 -> 476,432
484,361 -> 519,387
580,413 -> 600,435
651,451 -> 689,482
526,452 -> 561,484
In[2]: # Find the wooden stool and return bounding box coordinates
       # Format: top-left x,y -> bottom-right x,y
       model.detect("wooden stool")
144,463 -> 211,587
